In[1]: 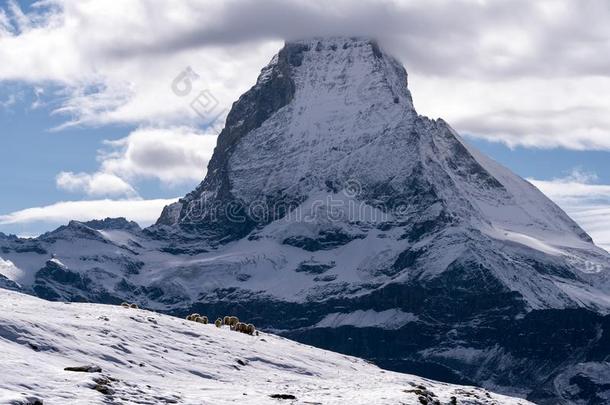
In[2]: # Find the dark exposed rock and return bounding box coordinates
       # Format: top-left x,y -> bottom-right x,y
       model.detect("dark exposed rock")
79,255 -> 144,275
82,217 -> 141,232
313,275 -> 337,282
1,240 -> 48,255
64,365 -> 102,373
295,261 -> 334,274
0,274 -> 22,292
269,394 -> 296,400
34,260 -> 92,301
391,248 -> 426,273
10,396 -> 44,405
91,376 -> 114,395
283,230 -> 365,252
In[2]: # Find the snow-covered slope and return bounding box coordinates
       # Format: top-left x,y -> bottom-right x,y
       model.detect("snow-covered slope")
0,289 -> 532,405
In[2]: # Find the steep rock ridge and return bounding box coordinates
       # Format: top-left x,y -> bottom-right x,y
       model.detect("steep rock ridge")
2,37 -> 610,403
157,42 -> 305,241
157,38 -> 419,241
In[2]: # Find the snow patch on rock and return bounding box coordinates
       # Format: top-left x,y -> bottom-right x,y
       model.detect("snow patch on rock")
315,309 -> 419,329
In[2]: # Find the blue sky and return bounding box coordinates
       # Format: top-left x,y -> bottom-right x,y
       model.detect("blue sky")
0,0 -> 609,251
470,141 -> 610,184
0,83 -> 195,212
0,84 -> 214,235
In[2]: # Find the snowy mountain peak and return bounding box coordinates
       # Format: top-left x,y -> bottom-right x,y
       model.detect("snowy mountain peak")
153,37 -> 610,313
158,36 -> 418,230
160,37 -> 596,254
273,36 -> 415,113
3,37 -> 610,403
80,217 -> 141,231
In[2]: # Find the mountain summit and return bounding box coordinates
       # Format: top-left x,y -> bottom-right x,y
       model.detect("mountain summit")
156,36 -> 609,311
158,37 -> 418,235
2,37 -> 610,403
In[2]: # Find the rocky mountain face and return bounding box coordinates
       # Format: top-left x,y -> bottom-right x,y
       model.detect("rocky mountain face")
2,37 -> 610,404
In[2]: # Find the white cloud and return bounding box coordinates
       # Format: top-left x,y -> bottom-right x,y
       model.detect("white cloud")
0,198 -> 178,228
564,206 -> 610,253
529,169 -> 610,205
1,0 -> 610,149
53,126 -> 218,197
410,77 -> 610,150
530,170 -> 610,251
0,92 -> 18,109
98,126 -> 218,186
0,0 -> 279,128
56,171 -> 137,197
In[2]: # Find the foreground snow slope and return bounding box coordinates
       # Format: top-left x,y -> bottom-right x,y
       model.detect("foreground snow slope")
0,290 -> 531,405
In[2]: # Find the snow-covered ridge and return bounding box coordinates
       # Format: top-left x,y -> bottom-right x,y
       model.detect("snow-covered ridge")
315,308 -> 418,330
0,289 -> 532,404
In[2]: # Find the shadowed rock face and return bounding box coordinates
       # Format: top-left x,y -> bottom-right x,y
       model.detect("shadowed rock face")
2,37 -> 610,404
81,218 -> 141,232
156,38 -> 420,242
0,273 -> 21,291
157,43 -> 305,241
33,260 -> 92,302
